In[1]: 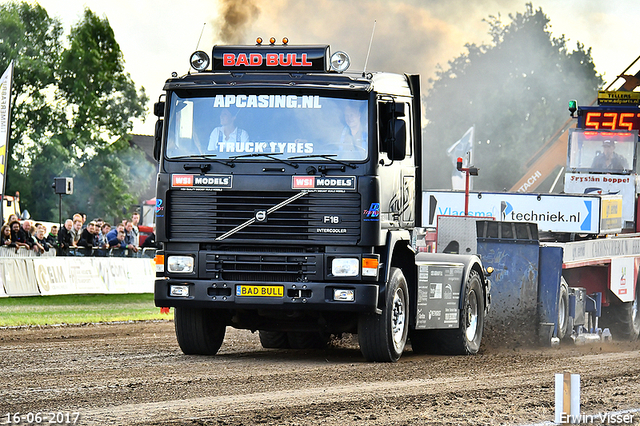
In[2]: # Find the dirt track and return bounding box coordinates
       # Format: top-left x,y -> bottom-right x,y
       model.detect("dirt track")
1,321 -> 639,426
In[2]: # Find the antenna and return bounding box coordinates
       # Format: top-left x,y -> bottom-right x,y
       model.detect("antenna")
195,23 -> 206,51
362,20 -> 376,76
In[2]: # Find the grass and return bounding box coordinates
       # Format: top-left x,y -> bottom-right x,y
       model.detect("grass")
0,293 -> 173,327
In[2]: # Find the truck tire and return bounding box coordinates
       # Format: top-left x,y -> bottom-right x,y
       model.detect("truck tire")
258,330 -> 290,349
602,285 -> 640,341
557,278 -> 570,340
174,307 -> 226,355
287,331 -> 329,349
358,267 -> 409,362
437,270 -> 485,355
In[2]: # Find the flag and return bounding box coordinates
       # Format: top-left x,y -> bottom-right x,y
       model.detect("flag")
0,60 -> 14,198
447,126 -> 474,190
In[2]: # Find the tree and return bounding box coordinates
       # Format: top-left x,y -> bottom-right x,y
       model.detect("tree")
0,3 -> 149,221
422,3 -> 603,191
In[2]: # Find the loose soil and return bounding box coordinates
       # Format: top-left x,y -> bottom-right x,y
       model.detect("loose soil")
1,321 -> 639,425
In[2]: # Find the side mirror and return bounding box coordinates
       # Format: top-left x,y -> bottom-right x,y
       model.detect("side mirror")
154,101 -> 165,118
153,120 -> 163,161
386,119 -> 406,161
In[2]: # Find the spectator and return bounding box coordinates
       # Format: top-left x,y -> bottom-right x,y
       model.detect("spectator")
21,221 -> 37,250
108,229 -> 127,257
78,221 -> 96,255
57,219 -> 73,256
1,224 -> 13,247
106,222 -> 124,243
5,213 -> 18,226
131,212 -> 140,247
70,219 -> 82,247
123,220 -> 139,254
47,225 -> 59,249
33,225 -> 48,254
10,220 -> 30,250
97,223 -> 111,249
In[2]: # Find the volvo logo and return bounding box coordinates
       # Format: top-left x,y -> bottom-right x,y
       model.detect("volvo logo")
255,210 -> 268,222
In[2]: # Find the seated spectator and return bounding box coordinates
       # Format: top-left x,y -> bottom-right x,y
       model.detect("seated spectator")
33,225 -> 49,254
57,219 -> 73,256
47,225 -> 59,249
1,224 -> 14,247
70,219 -> 82,247
78,221 -> 97,255
10,220 -> 30,250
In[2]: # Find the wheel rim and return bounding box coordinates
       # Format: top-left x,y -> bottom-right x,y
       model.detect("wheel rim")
466,289 -> 479,342
391,287 -> 406,350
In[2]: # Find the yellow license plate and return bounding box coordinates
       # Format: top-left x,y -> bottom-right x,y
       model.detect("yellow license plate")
236,285 -> 284,297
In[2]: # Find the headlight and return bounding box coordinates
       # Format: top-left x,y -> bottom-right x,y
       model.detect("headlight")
330,51 -> 350,73
190,51 -> 210,72
331,258 -> 359,277
167,256 -> 194,273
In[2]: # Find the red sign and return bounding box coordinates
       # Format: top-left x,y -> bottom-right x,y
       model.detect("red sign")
172,175 -> 193,187
292,176 -> 315,189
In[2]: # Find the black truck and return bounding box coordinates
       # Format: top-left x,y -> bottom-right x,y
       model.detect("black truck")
153,40 -> 491,361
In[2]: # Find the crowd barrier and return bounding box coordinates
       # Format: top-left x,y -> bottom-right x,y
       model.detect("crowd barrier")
0,254 -> 156,297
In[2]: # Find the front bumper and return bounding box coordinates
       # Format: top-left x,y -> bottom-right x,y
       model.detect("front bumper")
154,279 -> 380,312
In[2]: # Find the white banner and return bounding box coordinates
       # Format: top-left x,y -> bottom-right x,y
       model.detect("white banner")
0,257 -> 156,296
0,60 -> 14,197
423,191 -> 601,234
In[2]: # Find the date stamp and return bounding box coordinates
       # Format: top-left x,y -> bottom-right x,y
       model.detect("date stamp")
3,413 -> 80,424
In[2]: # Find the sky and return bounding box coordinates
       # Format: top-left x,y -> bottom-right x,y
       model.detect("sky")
29,0 -> 640,136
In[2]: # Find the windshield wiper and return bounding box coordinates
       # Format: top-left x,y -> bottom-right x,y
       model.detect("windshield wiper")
229,153 -> 299,168
288,154 -> 357,170
170,154 -> 235,168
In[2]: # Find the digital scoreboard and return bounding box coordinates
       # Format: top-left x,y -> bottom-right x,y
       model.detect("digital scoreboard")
578,106 -> 640,131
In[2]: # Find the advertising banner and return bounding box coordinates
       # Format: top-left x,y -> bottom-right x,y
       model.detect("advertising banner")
423,191 -> 601,234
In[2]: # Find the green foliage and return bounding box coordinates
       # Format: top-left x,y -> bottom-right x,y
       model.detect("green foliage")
0,3 -> 149,221
422,3 -> 603,191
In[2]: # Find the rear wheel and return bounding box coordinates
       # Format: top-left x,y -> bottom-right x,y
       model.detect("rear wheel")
358,267 -> 409,362
602,284 -> 640,341
258,330 -> 290,349
174,307 -> 226,355
437,270 -> 485,355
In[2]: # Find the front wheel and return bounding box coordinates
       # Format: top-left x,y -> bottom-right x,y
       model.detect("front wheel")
174,307 -> 226,355
358,267 -> 409,362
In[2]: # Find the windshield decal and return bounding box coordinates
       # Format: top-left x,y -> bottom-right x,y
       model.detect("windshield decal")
213,94 -> 322,109
212,141 -> 314,154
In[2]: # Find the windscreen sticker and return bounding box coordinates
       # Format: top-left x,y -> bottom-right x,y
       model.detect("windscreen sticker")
172,174 -> 233,189
211,141 -> 314,154
213,94 -> 322,109
292,176 -> 356,191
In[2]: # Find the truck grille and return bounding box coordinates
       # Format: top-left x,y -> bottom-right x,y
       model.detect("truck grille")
204,247 -> 322,282
168,191 -> 361,243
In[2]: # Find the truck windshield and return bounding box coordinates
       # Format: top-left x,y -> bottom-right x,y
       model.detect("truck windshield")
567,129 -> 637,174
165,92 -> 369,161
